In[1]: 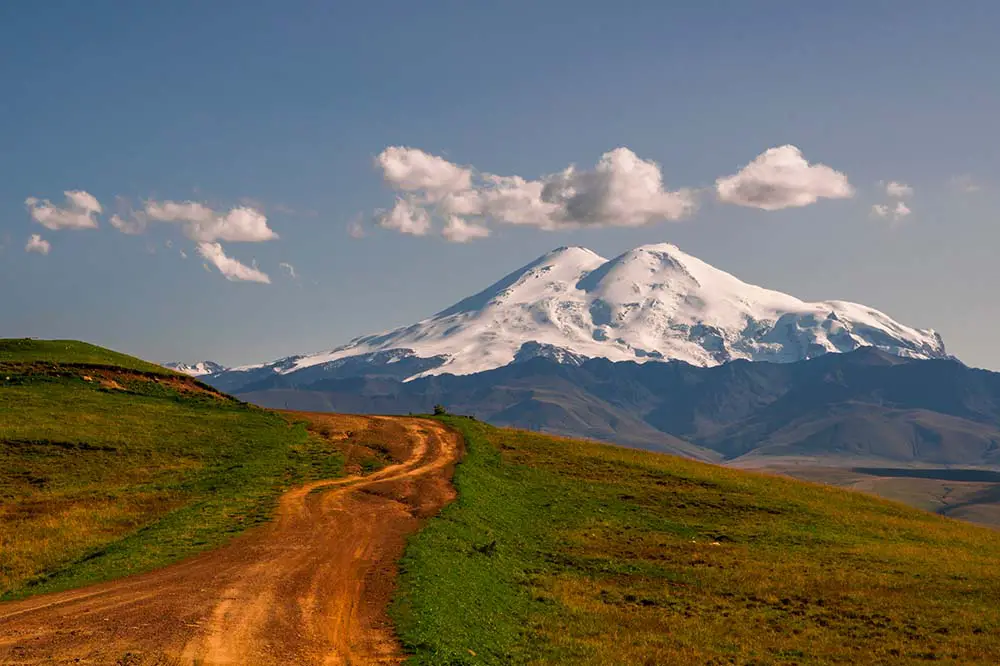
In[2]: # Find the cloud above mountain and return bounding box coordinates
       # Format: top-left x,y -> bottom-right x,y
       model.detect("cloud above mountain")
114,200 -> 279,243
715,145 -> 854,210
376,197 -> 432,236
442,216 -> 490,242
377,146 -> 473,201
18,144 -> 861,280
374,146 -> 697,241
25,190 -> 102,230
197,242 -> 270,283
104,199 -> 279,284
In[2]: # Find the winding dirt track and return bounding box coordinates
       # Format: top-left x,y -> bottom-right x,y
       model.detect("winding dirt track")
0,415 -> 461,665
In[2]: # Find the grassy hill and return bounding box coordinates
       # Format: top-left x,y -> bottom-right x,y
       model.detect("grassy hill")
0,338 -> 175,374
392,416 -> 1000,665
0,339 -> 346,599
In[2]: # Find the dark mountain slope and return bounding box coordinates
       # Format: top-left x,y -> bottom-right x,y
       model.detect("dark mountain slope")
233,348 -> 1000,465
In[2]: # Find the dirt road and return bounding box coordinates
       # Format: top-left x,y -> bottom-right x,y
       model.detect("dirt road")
0,415 -> 461,665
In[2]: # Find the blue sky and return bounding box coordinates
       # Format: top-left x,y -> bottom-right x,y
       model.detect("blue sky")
2,1 -> 999,368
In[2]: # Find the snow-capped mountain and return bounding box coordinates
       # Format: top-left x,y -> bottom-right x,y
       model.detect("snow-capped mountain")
219,243 -> 948,386
163,361 -> 228,377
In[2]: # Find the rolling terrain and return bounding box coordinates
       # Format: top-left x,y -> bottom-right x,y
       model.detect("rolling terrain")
395,416 -> 1000,664
5,338 -> 1000,665
0,414 -> 459,665
0,338 -> 333,598
0,338 -> 462,664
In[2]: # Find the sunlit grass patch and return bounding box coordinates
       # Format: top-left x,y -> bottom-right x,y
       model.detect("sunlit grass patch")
0,338 -> 172,374
393,417 -> 1000,665
0,341 -> 352,599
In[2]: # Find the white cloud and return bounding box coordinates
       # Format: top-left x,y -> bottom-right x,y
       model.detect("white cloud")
537,148 -> 696,226
885,181 -> 914,198
442,216 -> 490,243
475,175 -> 554,228
377,146 -> 473,201
196,242 -> 271,283
377,197 -> 432,236
373,146 -> 696,241
25,190 -> 102,230
25,234 -> 51,255
141,201 -> 278,243
109,213 -> 145,235
279,261 -> 297,279
715,145 -> 854,210
873,181 -> 915,221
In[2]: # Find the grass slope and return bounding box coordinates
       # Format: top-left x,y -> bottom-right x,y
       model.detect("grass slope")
0,340 -> 344,599
0,338 -> 173,374
392,417 -> 1000,665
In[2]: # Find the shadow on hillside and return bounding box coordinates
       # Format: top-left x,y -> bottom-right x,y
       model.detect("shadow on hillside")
852,467 -> 1000,483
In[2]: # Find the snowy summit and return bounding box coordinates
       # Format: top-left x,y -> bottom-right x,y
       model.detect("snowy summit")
225,243 -> 948,383
163,361 -> 228,377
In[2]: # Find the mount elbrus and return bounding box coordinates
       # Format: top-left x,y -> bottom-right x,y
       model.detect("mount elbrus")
169,244 -> 1000,468
181,243 -> 948,386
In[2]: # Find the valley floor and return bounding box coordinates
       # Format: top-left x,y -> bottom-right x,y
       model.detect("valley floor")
0,414 -> 461,666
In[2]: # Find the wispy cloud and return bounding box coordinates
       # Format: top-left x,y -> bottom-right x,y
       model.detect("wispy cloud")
25,190 -> 102,230
279,262 -> 297,279
950,174 -> 981,193
109,199 -> 279,243
871,201 -> 911,221
139,201 -> 278,243
347,215 -> 366,239
107,199 -> 281,283
872,179 -> 915,222
196,242 -> 270,283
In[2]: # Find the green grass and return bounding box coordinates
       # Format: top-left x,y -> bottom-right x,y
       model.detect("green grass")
0,338 -> 173,375
0,340 -> 345,599
392,417 -> 1000,665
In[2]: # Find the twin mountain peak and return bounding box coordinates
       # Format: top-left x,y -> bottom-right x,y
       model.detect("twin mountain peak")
170,243 -> 948,380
